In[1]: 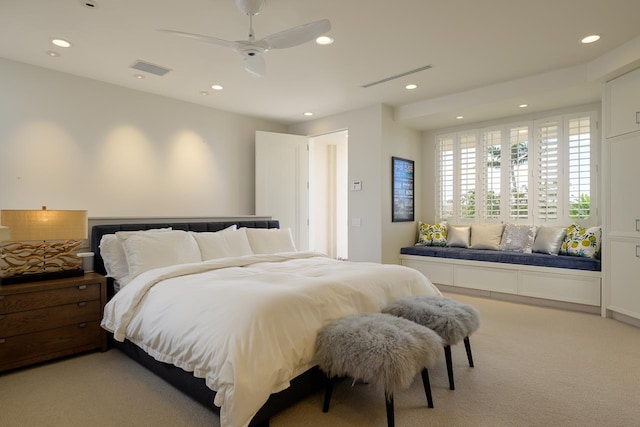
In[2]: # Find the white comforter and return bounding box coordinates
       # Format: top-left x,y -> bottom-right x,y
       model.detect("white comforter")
101,252 -> 441,427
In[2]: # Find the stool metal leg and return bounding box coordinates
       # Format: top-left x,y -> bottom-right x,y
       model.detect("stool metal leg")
420,368 -> 434,408
385,394 -> 395,427
444,345 -> 455,390
322,377 -> 335,413
464,336 -> 474,367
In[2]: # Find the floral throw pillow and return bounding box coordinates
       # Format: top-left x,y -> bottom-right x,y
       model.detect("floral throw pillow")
560,223 -> 601,259
417,221 -> 448,246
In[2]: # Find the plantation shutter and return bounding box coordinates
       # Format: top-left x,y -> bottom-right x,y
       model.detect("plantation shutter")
508,126 -> 530,220
459,133 -> 477,220
535,119 -> 561,221
436,135 -> 454,220
482,129 -> 502,219
567,115 -> 592,219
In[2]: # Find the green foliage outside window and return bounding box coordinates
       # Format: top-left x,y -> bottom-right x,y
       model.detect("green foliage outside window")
569,194 -> 590,219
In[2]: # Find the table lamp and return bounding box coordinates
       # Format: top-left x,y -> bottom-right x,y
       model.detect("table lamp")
0,207 -> 88,285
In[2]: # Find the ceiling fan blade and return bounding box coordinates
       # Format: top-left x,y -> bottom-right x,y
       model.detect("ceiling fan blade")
160,29 -> 239,49
244,55 -> 266,78
262,19 -> 331,49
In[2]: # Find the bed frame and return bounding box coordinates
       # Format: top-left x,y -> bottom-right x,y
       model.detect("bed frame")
91,220 -> 325,427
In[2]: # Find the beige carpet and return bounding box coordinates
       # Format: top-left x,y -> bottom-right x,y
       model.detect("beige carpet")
2,293 -> 640,427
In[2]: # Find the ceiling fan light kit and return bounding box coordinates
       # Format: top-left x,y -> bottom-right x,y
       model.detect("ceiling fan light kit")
162,0 -> 331,78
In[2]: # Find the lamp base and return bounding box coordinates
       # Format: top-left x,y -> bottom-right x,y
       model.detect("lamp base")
0,268 -> 84,285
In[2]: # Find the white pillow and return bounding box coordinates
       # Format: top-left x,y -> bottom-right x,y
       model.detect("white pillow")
446,225 -> 471,248
471,223 -> 505,250
99,234 -> 129,280
99,228 -> 172,282
245,228 -> 297,254
190,225 -> 244,260
223,227 -> 254,257
117,230 -> 201,278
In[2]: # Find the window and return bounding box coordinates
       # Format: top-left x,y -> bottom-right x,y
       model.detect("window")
567,115 -> 592,219
435,111 -> 597,225
482,130 -> 502,219
436,135 -> 454,220
459,133 -> 477,220
535,119 -> 561,221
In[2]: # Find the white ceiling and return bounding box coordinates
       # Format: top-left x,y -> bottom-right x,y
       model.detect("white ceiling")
1,0 -> 640,131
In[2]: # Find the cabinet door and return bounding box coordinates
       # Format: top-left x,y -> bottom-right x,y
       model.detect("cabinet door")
608,133 -> 640,235
608,239 -> 640,319
605,67 -> 640,138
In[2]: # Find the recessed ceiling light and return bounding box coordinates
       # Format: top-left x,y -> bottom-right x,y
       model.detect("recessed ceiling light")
51,38 -> 71,48
581,34 -> 600,44
46,51 -> 60,57
519,104 -> 528,108
405,84 -> 418,90
200,91 -> 209,96
134,74 -> 145,79
211,84 -> 224,91
303,112 -> 314,116
316,36 -> 334,45
456,115 -> 464,120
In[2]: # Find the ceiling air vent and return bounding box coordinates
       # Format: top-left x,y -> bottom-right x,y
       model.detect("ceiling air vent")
130,60 -> 172,77
361,65 -> 432,88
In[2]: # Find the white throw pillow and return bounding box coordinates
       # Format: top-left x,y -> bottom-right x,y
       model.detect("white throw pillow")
117,230 -> 201,277
190,225 -> 243,260
245,228 -> 297,254
99,228 -> 172,283
470,223 -> 505,250
446,225 -> 471,248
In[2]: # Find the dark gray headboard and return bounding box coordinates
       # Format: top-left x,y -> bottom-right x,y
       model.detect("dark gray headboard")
90,219 -> 279,277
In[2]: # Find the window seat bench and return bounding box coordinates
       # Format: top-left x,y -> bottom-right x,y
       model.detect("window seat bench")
400,247 -> 602,314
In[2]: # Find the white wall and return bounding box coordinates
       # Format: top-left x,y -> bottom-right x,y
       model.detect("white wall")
289,104 -> 423,264
289,105 -> 383,262
381,105 -> 422,264
0,58 -> 286,218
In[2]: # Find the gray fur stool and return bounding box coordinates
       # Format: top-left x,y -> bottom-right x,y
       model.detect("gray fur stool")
315,312 -> 442,427
383,295 -> 480,391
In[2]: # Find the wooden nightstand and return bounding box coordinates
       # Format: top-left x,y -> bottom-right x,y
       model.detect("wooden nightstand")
0,272 -> 107,372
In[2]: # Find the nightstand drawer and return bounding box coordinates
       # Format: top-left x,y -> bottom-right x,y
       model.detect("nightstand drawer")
0,300 -> 101,337
0,283 -> 100,313
0,321 -> 102,369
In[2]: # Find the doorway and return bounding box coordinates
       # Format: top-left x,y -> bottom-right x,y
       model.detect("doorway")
309,130 -> 348,260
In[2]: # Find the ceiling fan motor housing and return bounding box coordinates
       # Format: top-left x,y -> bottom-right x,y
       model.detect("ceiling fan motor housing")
235,0 -> 265,16
237,44 -> 266,57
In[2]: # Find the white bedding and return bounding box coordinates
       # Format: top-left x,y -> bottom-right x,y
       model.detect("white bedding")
101,251 -> 441,427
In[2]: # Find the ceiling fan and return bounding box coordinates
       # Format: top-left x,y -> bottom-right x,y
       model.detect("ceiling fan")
161,0 -> 331,78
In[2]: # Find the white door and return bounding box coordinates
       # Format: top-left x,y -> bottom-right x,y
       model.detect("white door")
255,131 -> 309,251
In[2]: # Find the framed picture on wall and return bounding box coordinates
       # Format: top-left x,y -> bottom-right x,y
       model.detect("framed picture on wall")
392,156 -> 414,222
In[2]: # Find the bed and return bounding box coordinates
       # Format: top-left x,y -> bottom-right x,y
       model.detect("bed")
91,220 -> 441,427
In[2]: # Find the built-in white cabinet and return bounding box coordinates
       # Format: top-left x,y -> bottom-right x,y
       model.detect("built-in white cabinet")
401,255 -> 601,310
605,67 -> 640,138
608,133 -> 640,235
607,239 -> 640,318
603,67 -> 640,321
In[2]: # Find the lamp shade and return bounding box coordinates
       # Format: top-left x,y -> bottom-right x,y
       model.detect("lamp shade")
0,209 -> 87,241
0,225 -> 10,241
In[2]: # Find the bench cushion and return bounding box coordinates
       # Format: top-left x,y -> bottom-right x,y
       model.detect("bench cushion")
401,246 -> 601,272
